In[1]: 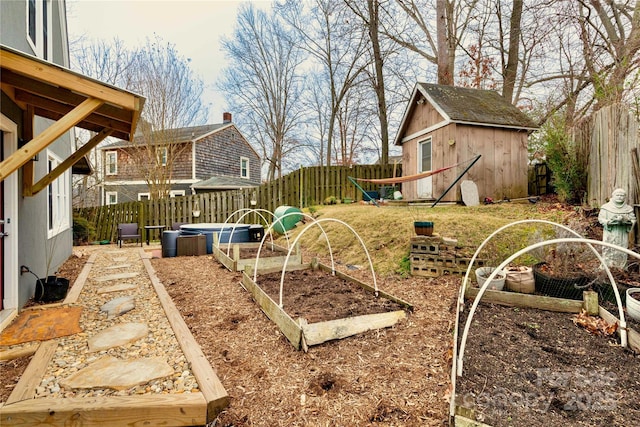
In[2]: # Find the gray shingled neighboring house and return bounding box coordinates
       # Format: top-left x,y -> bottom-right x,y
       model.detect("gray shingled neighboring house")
100,113 -> 261,204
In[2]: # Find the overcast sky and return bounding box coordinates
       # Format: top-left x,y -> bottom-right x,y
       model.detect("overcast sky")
66,0 -> 270,124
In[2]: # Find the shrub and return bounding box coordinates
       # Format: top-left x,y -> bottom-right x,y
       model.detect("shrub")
73,215 -> 95,245
542,114 -> 587,204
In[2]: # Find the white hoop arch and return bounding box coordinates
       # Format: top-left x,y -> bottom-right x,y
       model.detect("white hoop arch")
252,212 -> 335,283
253,217 -> 379,309
457,238 -> 639,376
221,208 -> 279,256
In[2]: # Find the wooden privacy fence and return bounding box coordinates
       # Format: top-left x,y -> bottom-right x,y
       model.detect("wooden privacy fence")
573,103 -> 639,207
76,164 -> 401,242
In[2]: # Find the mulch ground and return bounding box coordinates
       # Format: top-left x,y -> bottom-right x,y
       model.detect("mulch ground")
152,256 -> 457,426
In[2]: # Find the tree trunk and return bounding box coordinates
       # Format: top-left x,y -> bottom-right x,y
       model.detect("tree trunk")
437,0 -> 454,85
502,0 -> 523,103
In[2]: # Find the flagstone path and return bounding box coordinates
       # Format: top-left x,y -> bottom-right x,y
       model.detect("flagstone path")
33,246 -> 199,398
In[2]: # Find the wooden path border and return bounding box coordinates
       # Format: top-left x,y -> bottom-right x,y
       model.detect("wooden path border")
0,248 -> 228,426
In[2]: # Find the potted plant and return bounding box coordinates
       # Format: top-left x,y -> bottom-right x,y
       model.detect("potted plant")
26,226 -> 70,303
410,206 -> 434,236
626,288 -> 640,321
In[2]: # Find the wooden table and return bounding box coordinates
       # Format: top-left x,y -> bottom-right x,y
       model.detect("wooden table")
144,225 -> 167,245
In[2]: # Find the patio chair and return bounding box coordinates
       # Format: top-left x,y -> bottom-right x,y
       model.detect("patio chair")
117,223 -> 142,248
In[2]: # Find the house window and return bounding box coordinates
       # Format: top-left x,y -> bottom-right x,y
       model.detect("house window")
169,190 -> 185,198
26,0 -> 52,60
105,151 -> 117,175
240,157 -> 249,179
47,151 -> 70,237
157,147 -> 168,166
138,193 -> 150,201
105,191 -> 118,205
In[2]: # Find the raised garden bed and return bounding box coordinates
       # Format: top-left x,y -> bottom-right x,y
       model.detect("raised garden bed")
240,261 -> 412,350
213,241 -> 301,272
453,287 -> 640,427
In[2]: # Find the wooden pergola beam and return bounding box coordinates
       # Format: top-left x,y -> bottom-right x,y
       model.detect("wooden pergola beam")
0,97 -> 104,181
29,128 -> 114,195
15,90 -> 132,133
3,70 -> 135,124
1,48 -> 138,111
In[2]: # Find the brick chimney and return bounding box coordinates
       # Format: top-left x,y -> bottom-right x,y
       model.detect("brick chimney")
223,112 -> 232,123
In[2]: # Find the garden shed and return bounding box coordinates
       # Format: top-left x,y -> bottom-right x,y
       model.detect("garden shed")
394,83 -> 539,202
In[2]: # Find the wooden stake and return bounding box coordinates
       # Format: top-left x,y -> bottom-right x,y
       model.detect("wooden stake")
583,290 -> 599,315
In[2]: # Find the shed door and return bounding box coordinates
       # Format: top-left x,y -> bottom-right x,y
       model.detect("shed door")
417,137 -> 432,199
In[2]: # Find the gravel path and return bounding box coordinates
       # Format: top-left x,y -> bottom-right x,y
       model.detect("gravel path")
34,246 -> 198,398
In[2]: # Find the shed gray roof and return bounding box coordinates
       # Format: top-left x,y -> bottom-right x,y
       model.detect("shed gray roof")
191,175 -> 259,190
417,83 -> 538,129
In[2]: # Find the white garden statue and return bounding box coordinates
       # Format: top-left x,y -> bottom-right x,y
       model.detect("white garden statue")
598,188 -> 637,269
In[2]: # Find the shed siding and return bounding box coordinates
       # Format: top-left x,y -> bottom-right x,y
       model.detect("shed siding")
402,124 -> 528,201
404,102 -> 446,137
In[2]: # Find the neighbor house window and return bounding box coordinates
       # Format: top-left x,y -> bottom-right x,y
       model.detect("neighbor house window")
26,0 -> 52,60
240,157 -> 249,179
105,191 -> 118,205
47,151 -> 70,237
138,193 -> 150,201
157,147 -> 168,166
169,190 -> 185,198
105,151 -> 117,175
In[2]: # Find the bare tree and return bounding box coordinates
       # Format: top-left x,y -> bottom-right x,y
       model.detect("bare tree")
345,0 -> 391,165
578,0 -> 640,109
70,37 -> 135,207
379,0 -> 478,86
126,36 -> 208,198
71,35 -> 207,201
278,0 -> 372,166
219,4 -> 306,181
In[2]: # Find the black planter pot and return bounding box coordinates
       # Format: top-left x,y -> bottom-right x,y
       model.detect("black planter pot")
414,221 -> 434,236
35,276 -> 70,302
532,262 -> 590,300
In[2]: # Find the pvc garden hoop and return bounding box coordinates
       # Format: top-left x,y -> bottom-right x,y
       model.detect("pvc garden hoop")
457,238 -> 640,376
274,218 -> 378,309
252,212 -> 335,283
221,209 -> 279,256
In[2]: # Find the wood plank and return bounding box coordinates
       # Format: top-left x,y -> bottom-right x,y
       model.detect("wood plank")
0,98 -> 103,180
0,393 -> 206,427
598,306 -> 640,353
63,252 -> 98,304
464,287 -> 584,313
1,48 -> 139,111
141,254 -> 229,422
0,343 -> 40,361
454,414 -> 494,427
302,310 -> 407,346
5,341 -> 58,404
248,262 -> 311,276
240,272 -> 302,349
